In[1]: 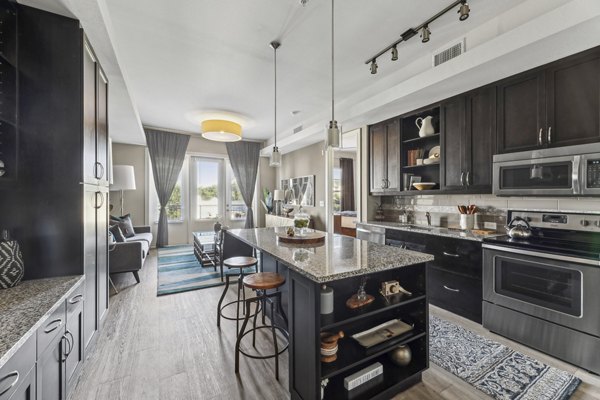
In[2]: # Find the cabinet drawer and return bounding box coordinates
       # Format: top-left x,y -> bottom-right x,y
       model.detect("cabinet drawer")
426,236 -> 482,277
0,334 -> 35,400
66,282 -> 84,317
37,302 -> 66,356
428,266 -> 482,323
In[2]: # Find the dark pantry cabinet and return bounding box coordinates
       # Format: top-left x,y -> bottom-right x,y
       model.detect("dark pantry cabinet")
369,118 -> 401,193
497,47 -> 600,153
0,1 -> 109,366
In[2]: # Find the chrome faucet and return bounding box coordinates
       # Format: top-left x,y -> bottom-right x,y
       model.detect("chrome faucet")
426,212 -> 432,226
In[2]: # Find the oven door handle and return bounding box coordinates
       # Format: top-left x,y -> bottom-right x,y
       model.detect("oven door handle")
482,244 -> 600,266
573,155 -> 581,195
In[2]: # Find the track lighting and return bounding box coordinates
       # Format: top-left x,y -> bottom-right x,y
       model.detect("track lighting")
370,59 -> 378,74
458,1 -> 470,21
391,46 -> 398,61
420,26 -> 431,43
365,0 -> 475,74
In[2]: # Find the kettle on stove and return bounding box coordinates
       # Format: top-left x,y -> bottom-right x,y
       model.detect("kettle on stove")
506,216 -> 533,239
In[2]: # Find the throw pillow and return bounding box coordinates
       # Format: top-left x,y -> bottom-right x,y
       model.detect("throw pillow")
108,230 -> 117,244
111,214 -> 136,238
109,224 -> 126,242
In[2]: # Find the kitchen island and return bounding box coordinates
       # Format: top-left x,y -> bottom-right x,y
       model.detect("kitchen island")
227,227 -> 434,400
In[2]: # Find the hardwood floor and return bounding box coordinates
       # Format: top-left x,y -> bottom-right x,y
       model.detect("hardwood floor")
69,251 -> 600,399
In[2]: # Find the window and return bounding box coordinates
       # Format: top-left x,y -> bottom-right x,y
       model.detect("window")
332,167 -> 342,212
228,166 -> 247,221
193,157 -> 221,220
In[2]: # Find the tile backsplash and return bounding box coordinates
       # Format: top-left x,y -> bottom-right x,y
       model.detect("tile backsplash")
376,194 -> 600,232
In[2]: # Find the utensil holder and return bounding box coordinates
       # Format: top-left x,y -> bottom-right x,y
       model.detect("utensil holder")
460,214 -> 474,230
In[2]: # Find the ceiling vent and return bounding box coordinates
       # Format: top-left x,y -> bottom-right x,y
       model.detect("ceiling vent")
433,38 -> 466,67
293,125 -> 303,134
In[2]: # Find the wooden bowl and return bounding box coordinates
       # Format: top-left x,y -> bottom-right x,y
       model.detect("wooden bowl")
412,182 -> 436,191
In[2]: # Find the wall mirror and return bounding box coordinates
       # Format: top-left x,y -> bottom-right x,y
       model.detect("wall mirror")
281,175 -> 315,207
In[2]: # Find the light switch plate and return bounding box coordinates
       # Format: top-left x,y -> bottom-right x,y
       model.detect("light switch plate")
484,222 -> 497,230
319,200 -> 325,207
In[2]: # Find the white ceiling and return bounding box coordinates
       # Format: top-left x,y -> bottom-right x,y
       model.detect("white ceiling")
102,0 -> 527,143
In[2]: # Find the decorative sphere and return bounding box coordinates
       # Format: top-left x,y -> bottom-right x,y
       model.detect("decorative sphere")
388,345 -> 412,366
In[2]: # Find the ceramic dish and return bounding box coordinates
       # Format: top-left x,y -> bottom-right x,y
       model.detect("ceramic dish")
412,182 -> 436,190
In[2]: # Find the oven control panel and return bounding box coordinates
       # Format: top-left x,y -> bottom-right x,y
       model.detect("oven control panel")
587,159 -> 600,188
510,210 -> 600,232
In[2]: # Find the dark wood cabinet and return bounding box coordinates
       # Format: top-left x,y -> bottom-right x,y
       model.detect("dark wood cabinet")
36,332 -> 67,400
441,97 -> 466,191
441,87 -> 495,193
545,50 -> 600,148
497,47 -> 600,153
65,283 -> 85,389
369,118 -> 401,193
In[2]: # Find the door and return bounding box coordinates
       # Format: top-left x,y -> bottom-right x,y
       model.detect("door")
465,86 -> 495,190
385,119 -> 401,192
96,188 -> 109,323
83,186 -> 97,350
36,334 -> 66,400
546,51 -> 600,148
96,69 -> 109,187
369,123 -> 386,193
82,41 -> 97,185
441,96 -> 466,190
497,72 -> 545,154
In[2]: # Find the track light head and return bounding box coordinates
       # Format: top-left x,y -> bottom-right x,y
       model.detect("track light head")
421,26 -> 431,43
458,1 -> 470,21
391,46 -> 398,61
370,59 -> 378,74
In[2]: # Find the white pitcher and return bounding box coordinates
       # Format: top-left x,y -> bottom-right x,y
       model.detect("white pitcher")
415,116 -> 435,137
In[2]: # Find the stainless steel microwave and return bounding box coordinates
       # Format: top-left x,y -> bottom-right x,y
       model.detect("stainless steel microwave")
493,143 -> 600,196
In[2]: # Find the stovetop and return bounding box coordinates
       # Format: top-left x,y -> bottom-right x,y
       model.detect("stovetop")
483,234 -> 600,261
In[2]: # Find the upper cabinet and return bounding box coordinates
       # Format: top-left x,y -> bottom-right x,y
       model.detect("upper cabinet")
369,118 -> 401,193
441,87 -> 495,192
0,1 -> 17,185
497,47 -> 600,154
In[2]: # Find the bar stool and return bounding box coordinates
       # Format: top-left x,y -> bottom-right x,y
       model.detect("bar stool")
216,256 -> 259,334
235,272 -> 289,380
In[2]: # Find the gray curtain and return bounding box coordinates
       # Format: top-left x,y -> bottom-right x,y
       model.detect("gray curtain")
340,158 -> 355,212
145,128 -> 190,247
225,141 -> 261,228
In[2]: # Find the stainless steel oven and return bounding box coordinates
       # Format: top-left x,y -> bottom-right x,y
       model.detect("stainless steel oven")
482,210 -> 600,374
483,245 -> 600,336
493,143 -> 600,196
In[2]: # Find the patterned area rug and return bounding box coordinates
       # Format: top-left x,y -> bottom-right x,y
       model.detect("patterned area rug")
430,315 -> 581,400
157,245 -> 255,296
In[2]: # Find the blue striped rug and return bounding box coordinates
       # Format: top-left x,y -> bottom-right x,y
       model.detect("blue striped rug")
157,245 -> 255,296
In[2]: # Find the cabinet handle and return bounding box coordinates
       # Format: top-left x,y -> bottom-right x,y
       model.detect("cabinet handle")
538,128 -> 543,146
443,285 -> 460,293
466,171 -> 470,186
69,294 -> 84,304
460,172 -> 465,186
94,162 -> 105,180
385,179 -> 390,189
442,251 -> 460,258
94,191 -> 105,209
547,127 -> 552,144
44,318 -> 63,333
0,371 -> 19,396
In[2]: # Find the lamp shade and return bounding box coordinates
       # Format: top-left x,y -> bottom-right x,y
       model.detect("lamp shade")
201,119 -> 242,142
111,165 -> 136,191
273,189 -> 285,201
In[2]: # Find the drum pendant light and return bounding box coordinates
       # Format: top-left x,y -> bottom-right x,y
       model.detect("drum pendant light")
269,41 -> 281,167
326,0 -> 340,148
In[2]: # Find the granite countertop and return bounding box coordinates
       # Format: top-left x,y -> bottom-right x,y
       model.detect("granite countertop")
0,275 -> 84,369
363,221 -> 503,242
228,227 -> 434,283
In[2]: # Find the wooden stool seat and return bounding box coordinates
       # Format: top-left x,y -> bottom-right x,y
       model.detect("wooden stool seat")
243,272 -> 285,290
223,256 -> 258,269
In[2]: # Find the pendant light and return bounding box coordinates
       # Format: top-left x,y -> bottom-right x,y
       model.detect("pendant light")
326,0 -> 340,148
269,41 -> 282,167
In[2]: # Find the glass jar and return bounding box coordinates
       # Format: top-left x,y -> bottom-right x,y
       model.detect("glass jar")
293,206 -> 311,236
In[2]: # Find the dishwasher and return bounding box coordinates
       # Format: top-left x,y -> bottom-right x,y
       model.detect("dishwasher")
355,223 -> 385,244
385,238 -> 427,253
